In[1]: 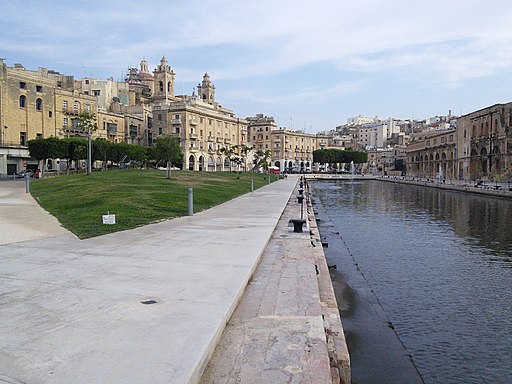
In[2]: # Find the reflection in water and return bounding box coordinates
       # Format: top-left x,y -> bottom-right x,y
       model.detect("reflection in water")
314,180 -> 512,384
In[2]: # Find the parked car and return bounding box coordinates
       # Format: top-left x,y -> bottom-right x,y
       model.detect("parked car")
16,170 -> 34,178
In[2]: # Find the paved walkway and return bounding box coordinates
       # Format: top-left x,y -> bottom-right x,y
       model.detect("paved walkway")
0,179 -> 71,244
201,182 -> 349,383
0,176 -> 299,384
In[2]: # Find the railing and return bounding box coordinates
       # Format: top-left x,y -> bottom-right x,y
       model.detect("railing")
0,141 -> 27,148
171,118 -> 182,125
62,108 -> 80,115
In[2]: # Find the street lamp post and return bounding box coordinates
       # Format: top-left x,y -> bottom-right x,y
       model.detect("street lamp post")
87,126 -> 92,175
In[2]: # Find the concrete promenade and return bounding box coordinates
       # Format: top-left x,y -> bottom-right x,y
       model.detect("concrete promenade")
201,181 -> 350,383
0,176 -> 330,383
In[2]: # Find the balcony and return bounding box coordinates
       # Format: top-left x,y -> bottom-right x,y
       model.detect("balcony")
224,138 -> 231,144
171,118 -> 182,125
62,108 -> 80,116
207,136 -> 215,142
189,119 -> 198,126
216,137 -> 223,143
189,133 -> 198,139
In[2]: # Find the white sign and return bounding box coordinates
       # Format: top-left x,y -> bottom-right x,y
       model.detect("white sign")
102,214 -> 116,225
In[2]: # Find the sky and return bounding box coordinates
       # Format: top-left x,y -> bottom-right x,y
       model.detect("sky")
1,0 -> 512,133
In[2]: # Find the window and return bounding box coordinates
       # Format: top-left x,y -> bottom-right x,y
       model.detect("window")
129,125 -> 138,138
36,133 -> 43,138
19,82 -> 26,89
36,85 -> 43,92
85,104 -> 91,113
49,111 -> 52,118
175,127 -> 180,134
85,80 -> 89,85
73,101 -> 79,111
93,90 -> 100,96
63,118 -> 68,127
159,127 -> 163,135
19,95 -> 26,108
158,114 -> 162,121
159,81 -> 163,92
107,123 -> 117,135
35,98 -> 42,111
84,91 -> 89,95
63,100 -> 68,110
20,132 -> 27,146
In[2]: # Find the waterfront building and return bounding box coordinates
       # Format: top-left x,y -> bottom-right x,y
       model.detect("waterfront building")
246,114 -> 329,173
0,60 -> 77,174
55,88 -> 98,139
149,57 -> 250,171
366,147 -> 394,175
0,56 -> 250,174
456,103 -> 512,181
405,129 -> 457,180
358,118 -> 401,150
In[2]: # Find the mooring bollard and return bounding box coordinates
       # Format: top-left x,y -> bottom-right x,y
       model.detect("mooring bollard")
291,219 -> 306,233
251,178 -> 254,192
25,173 -> 30,194
187,187 -> 193,216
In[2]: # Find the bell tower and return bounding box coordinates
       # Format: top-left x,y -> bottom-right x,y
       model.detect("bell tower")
197,72 -> 215,105
153,56 -> 175,103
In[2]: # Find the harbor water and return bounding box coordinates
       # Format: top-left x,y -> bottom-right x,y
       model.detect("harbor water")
312,179 -> 512,384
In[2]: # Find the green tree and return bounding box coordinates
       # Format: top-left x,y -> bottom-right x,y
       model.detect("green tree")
238,144 -> 252,172
61,138 -> 87,173
253,149 -> 271,172
92,138 -> 111,170
313,148 -> 368,172
76,111 -> 98,175
28,137 -> 67,176
154,135 -> 184,179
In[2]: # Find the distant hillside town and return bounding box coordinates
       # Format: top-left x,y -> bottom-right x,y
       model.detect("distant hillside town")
1,57 -> 511,182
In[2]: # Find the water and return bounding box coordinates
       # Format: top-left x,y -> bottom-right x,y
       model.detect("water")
313,180 -> 512,384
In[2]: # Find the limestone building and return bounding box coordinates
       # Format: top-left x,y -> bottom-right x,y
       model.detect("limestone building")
146,56 -> 250,171
0,60 -> 77,174
405,130 -> 457,179
456,103 -> 512,181
246,114 -> 329,173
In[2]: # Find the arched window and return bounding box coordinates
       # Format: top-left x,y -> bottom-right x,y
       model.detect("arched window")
167,82 -> 171,92
159,81 -> 163,92
19,95 -> 26,108
36,98 -> 42,111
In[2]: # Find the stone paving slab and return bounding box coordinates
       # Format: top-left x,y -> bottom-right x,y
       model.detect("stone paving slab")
0,177 -> 297,384
200,186 -> 334,383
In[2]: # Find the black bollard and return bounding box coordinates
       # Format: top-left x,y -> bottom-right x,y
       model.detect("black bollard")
291,219 -> 306,233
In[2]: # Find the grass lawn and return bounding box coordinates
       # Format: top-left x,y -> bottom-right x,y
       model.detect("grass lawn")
30,169 -> 278,239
